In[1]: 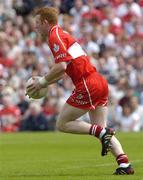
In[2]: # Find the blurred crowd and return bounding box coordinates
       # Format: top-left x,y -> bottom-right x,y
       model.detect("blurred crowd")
0,0 -> 143,133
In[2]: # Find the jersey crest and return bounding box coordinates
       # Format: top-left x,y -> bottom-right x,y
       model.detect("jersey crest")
53,43 -> 59,52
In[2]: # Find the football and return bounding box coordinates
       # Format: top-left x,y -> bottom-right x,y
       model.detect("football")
26,76 -> 47,99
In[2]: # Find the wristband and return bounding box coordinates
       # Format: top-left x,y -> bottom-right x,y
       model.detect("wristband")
39,76 -> 48,87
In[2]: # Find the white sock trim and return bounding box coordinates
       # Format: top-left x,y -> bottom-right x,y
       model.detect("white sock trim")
92,125 -> 97,135
99,129 -> 106,139
119,163 -> 130,168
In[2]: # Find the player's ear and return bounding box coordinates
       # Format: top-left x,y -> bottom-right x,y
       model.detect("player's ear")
43,19 -> 49,25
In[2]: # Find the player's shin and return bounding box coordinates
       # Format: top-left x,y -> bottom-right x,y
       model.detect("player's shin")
110,136 -> 134,175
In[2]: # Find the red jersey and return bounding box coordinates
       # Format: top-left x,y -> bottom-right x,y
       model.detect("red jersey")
48,25 -> 108,110
48,25 -> 96,85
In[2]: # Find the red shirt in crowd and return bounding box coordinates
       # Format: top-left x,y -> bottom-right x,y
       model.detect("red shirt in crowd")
0,105 -> 21,132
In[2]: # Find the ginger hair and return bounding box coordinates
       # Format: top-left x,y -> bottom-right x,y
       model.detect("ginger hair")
35,7 -> 58,25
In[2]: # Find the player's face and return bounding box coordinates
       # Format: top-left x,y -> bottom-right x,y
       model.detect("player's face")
35,15 -> 47,35
35,15 -> 42,33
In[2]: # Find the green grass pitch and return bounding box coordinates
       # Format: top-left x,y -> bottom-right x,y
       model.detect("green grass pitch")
0,132 -> 143,180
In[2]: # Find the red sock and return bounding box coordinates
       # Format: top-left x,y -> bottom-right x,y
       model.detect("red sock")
116,154 -> 129,165
89,124 -> 104,138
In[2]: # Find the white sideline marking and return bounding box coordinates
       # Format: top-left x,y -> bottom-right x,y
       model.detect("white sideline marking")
56,159 -> 142,170
2,159 -> 142,170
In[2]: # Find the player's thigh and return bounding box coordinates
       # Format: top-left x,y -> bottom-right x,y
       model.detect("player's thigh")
88,106 -> 108,127
57,103 -> 88,124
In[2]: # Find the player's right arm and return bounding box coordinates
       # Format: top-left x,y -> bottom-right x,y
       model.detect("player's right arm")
26,61 -> 67,96
39,61 -> 67,86
26,27 -> 72,94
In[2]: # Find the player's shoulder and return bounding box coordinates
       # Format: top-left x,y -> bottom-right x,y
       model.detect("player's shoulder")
50,26 -> 70,39
50,26 -> 62,36
49,26 -> 75,48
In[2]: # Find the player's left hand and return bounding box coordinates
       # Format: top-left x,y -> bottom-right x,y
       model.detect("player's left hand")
26,77 -> 43,96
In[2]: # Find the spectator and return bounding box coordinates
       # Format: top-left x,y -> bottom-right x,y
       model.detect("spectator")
0,95 -> 21,132
130,96 -> 143,129
13,0 -> 35,16
42,97 -> 57,130
21,102 -> 48,131
117,104 -> 141,132
17,89 -> 30,115
0,79 -> 6,102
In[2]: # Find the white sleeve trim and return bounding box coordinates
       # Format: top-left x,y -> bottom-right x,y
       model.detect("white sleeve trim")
56,27 -> 66,50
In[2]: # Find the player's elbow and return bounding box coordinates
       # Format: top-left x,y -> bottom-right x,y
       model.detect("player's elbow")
58,62 -> 67,72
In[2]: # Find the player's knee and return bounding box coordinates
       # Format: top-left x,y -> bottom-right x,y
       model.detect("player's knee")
56,120 -> 66,132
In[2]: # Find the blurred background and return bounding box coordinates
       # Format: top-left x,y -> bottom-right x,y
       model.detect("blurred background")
0,0 -> 143,133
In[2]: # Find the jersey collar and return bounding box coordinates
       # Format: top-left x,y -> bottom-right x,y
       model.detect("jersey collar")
49,25 -> 58,36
